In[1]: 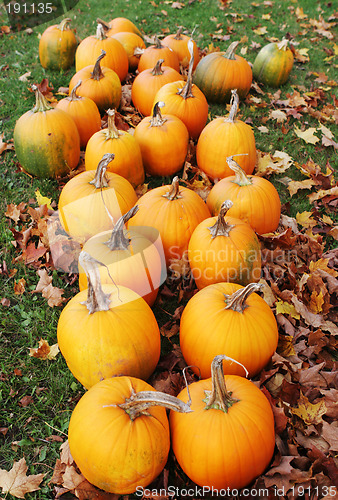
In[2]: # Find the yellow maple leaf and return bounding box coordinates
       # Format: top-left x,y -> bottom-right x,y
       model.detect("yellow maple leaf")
309,290 -> 324,314
309,258 -> 338,277
287,178 -> 315,197
291,391 -> 326,425
275,300 -> 300,320
296,211 -> 317,228
35,189 -> 53,210
295,7 -> 307,19
294,126 -> 320,144
253,26 -> 268,35
29,338 -> 59,360
278,335 -> 296,357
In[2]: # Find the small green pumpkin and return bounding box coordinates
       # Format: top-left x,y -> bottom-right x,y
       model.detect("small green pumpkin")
252,39 -> 294,87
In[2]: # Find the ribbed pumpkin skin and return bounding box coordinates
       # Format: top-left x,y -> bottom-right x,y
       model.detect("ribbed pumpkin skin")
188,214 -> 262,289
14,107 -> 80,179
152,80 -> 209,140
127,182 -> 211,264
85,129 -> 145,187
78,228 -> 164,306
75,35 -> 128,81
110,31 -> 146,71
56,95 -> 101,149
138,45 -> 180,73
253,42 -> 294,87
58,170 -> 137,243
39,19 -> 77,70
133,114 -> 189,176
69,66 -> 122,114
193,51 -> 252,104
162,33 -> 200,69
180,282 -> 278,379
68,377 -> 170,494
206,175 -> 281,234
131,64 -> 182,116
170,375 -> 275,490
106,17 -> 143,37
196,118 -> 256,179
57,285 -> 161,389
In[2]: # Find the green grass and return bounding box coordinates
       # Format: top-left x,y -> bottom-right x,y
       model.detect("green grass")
0,0 -> 337,498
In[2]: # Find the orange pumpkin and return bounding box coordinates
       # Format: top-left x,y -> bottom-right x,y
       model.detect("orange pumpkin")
131,59 -> 182,116
75,23 -> 128,81
253,39 -> 294,87
133,102 -> 189,177
193,41 -> 252,104
152,40 -> 208,139
69,50 -> 122,114
162,26 -> 200,70
206,155 -> 281,234
58,153 -> 138,244
128,176 -> 211,265
138,35 -> 180,73
196,89 -> 256,179
110,31 -> 146,71
57,252 -> 161,389
85,108 -> 145,187
180,282 -> 279,379
188,200 -> 262,289
56,80 -> 101,149
78,207 -> 166,306
39,18 -> 77,70
170,356 -> 275,490
68,375 -> 191,494
100,16 -> 143,38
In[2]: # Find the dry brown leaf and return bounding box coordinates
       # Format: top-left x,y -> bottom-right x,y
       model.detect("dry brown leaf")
0,132 -> 14,154
308,186 -> 338,203
268,109 -> 287,123
14,278 -> 26,295
291,391 -> 327,425
35,269 -> 65,307
287,178 -> 316,197
0,458 -> 45,499
60,440 -> 74,466
29,339 -> 59,360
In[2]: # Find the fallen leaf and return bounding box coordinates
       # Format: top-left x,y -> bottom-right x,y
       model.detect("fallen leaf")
291,391 -> 326,425
35,189 -> 53,210
308,186 -> 338,203
257,125 -> 269,133
275,300 -> 300,320
19,395 -> 33,407
294,125 -> 320,144
287,178 -> 316,197
29,339 -> 59,360
14,278 -> 26,295
253,26 -> 268,35
0,458 -> 45,498
296,211 -> 317,228
268,109 -> 287,123
18,71 -> 31,82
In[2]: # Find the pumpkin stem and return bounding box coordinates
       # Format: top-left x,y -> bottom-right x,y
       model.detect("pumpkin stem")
106,206 -> 139,251
31,84 -> 53,113
150,101 -> 167,127
225,89 -> 239,123
224,283 -> 263,312
208,200 -> 235,238
96,17 -> 110,31
224,40 -> 239,60
96,23 -> 107,41
204,355 -> 247,412
89,153 -> 114,189
154,34 -> 163,49
151,59 -> 165,76
177,39 -> 195,99
58,18 -> 72,31
79,251 -> 111,314
277,39 -> 290,51
118,387 -> 192,421
69,80 -> 82,101
91,50 -> 106,81
102,109 -> 123,140
174,26 -> 184,40
162,176 -> 183,200
226,154 -> 252,186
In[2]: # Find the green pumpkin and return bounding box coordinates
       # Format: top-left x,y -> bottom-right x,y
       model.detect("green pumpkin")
253,39 -> 294,87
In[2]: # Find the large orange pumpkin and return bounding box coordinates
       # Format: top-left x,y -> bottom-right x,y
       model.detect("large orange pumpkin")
85,108 -> 145,187
196,89 -> 256,180
138,35 -> 180,73
75,23 -> 128,81
193,41 -> 252,104
188,200 -> 262,289
110,31 -> 146,71
13,85 -> 80,179
78,207 -> 166,306
170,355 -> 275,490
206,155 -> 281,234
68,375 -> 191,494
127,176 -> 211,265
180,282 -> 278,379
58,153 -> 137,244
162,26 -> 200,70
57,251 -> 161,389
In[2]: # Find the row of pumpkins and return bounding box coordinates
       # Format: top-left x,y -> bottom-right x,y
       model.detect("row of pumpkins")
12,15 -> 292,495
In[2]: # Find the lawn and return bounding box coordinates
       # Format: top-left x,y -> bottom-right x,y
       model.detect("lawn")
0,0 -> 337,498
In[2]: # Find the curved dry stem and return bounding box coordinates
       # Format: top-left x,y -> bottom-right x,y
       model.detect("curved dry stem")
106,206 -> 139,251
89,153 -> 114,189
150,101 -> 167,127
31,84 -> 53,113
162,176 -> 183,200
224,283 -> 263,312
208,200 -> 234,238
79,251 -> 111,314
226,154 -> 252,186
91,50 -> 106,81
